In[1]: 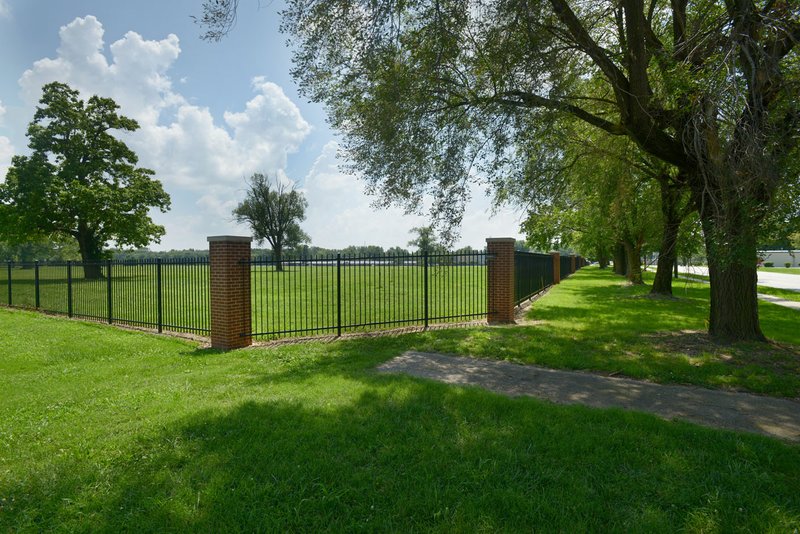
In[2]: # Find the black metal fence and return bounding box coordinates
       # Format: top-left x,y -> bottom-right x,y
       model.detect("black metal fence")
514,252 -> 555,304
561,255 -> 574,279
247,251 -> 488,340
2,259 -> 209,334
2,250 -> 584,342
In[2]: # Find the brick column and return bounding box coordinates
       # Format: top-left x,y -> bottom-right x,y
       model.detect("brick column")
551,251 -> 561,284
208,236 -> 252,350
571,255 -> 576,274
486,238 -> 516,324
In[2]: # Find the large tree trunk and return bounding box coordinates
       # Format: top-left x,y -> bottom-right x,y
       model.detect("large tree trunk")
623,240 -> 643,284
651,179 -> 683,296
695,189 -> 766,342
597,245 -> 610,269
613,242 -> 627,276
274,246 -> 284,272
76,224 -> 104,279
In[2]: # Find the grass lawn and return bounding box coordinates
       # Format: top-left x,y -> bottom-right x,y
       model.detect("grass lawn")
760,267 -> 800,274
757,285 -> 800,302
676,271 -> 800,303
1,305 -> 799,532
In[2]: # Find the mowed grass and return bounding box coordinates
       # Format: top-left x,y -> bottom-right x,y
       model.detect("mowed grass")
417,267 -> 800,397
760,267 -> 800,274
1,306 -> 799,532
675,270 -> 800,303
3,262 -> 487,337
757,285 -> 800,302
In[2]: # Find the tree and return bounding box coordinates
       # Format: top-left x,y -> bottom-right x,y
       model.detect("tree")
408,226 -> 444,255
233,173 -> 309,271
0,237 -> 80,263
520,124 -> 664,285
0,82 -> 170,279
200,0 -> 799,341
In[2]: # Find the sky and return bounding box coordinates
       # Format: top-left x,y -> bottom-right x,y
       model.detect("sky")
0,0 -> 525,251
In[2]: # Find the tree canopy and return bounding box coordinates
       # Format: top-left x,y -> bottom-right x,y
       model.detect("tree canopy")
0,82 -> 171,277
233,173 -> 309,271
199,0 -> 799,340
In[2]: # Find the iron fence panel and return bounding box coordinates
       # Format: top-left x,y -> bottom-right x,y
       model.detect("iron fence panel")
2,258 -> 209,334
514,252 -> 554,304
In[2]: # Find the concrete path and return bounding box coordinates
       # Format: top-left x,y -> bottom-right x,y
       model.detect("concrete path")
678,265 -> 800,292
377,351 -> 800,442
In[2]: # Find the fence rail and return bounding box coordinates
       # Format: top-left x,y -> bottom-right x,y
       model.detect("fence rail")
2,258 -> 209,334
247,251 -> 488,340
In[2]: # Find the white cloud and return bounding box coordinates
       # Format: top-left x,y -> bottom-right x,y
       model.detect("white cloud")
301,142 -> 524,249
17,16 -> 312,248
14,15 -> 520,251
0,135 -> 13,182
0,99 -> 13,181
302,142 -> 427,248
0,0 -> 10,18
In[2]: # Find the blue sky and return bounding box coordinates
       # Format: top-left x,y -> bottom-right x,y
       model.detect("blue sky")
0,0 -> 524,250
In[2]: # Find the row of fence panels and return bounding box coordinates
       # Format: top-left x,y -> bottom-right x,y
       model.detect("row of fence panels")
2,251 -> 582,341
248,252 -> 488,340
2,259 -> 209,334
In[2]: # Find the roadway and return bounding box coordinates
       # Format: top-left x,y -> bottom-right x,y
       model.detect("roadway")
678,266 -> 800,292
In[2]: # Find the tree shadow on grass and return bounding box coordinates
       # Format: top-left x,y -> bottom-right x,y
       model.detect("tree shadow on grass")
4,380 -> 800,532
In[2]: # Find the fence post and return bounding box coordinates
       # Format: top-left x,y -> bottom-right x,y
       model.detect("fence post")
6,261 -> 11,306
156,258 -> 163,333
336,253 -> 342,337
107,259 -> 113,324
486,238 -> 516,324
423,251 -> 430,328
551,252 -> 561,284
34,261 -> 40,308
208,235 -> 252,350
67,261 -> 73,317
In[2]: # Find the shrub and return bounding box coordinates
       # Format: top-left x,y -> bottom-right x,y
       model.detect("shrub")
786,262 -> 792,268
764,262 -> 774,267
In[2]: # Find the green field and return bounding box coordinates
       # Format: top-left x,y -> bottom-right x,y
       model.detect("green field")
2,262 -> 488,338
1,268 -> 799,531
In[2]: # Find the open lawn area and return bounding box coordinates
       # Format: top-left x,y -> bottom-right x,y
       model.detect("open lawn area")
1,267 -> 799,531
760,267 -> 800,275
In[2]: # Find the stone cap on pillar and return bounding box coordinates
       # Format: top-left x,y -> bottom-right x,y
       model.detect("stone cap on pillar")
207,235 -> 253,243
486,237 -> 516,244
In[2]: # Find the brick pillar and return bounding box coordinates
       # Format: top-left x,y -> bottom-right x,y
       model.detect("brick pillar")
551,251 -> 561,284
208,236 -> 252,350
571,255 -> 576,274
486,238 -> 516,324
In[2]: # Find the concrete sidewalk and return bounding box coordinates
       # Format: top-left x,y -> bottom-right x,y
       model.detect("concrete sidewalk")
377,351 -> 800,442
